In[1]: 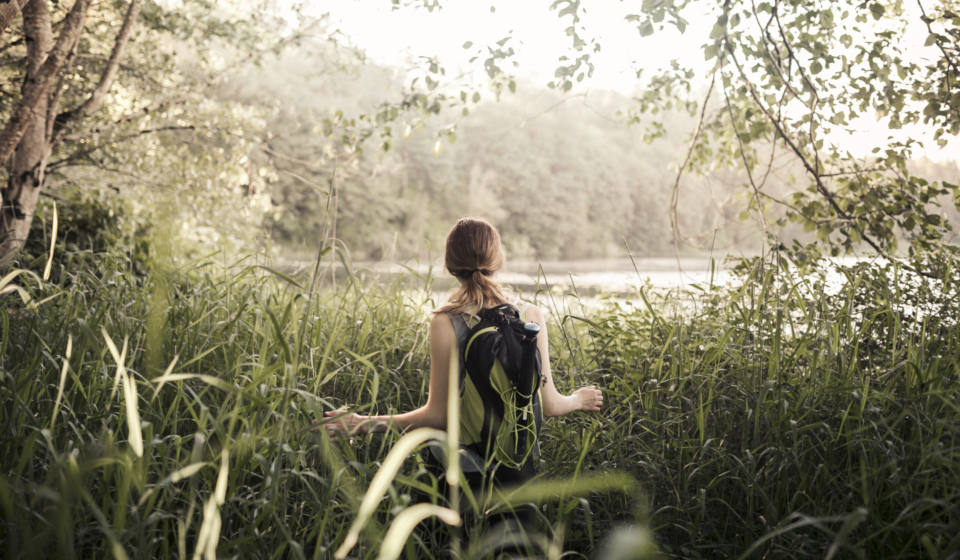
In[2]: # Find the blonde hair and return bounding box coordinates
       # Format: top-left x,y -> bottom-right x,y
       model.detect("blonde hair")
434,217 -> 513,319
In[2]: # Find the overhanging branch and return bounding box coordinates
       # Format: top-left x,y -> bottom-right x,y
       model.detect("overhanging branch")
52,0 -> 140,140
56,17 -> 324,146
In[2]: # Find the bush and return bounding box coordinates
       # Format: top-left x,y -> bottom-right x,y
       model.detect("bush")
22,190 -> 152,278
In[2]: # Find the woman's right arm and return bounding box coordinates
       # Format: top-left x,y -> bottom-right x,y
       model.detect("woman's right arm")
318,312 -> 455,435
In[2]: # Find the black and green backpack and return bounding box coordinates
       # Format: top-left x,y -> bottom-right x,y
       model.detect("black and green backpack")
458,303 -> 545,470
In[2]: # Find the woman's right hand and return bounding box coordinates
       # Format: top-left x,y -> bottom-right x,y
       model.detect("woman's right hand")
574,386 -> 603,412
311,408 -> 368,438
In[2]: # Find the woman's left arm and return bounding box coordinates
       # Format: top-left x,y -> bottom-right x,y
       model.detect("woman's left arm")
526,304 -> 603,418
318,312 -> 455,436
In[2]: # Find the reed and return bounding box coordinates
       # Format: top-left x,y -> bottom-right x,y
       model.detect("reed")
0,247 -> 957,559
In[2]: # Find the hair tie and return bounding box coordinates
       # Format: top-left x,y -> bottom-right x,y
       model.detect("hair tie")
454,268 -> 489,278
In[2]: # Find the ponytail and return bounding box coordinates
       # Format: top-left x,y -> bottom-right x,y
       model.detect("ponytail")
438,268 -> 513,320
434,218 -> 513,319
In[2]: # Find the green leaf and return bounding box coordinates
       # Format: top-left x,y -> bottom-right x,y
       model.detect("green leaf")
255,266 -> 304,289
639,21 -> 654,37
462,41 -> 474,49
343,349 -> 381,373
709,20 -> 726,40
924,33 -> 937,46
704,44 -> 719,60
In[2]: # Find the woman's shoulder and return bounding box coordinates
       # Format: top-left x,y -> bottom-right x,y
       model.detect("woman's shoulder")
512,298 -> 544,321
428,313 -> 460,352
430,311 -> 455,333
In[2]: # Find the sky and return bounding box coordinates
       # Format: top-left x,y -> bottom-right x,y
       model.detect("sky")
314,0 -> 958,164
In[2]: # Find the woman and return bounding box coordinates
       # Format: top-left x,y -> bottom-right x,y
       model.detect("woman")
320,217 -> 603,521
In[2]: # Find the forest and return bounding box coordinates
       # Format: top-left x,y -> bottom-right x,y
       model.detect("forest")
1,0 -> 960,559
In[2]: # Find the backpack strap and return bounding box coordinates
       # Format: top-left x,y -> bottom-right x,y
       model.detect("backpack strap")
445,311 -> 471,391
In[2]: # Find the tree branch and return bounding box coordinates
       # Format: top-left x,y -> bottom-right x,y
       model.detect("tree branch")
58,91 -> 193,143
917,0 -> 959,76
47,125 -> 197,170
259,141 -> 326,171
772,4 -> 818,105
46,25 -> 81,143
820,168 -> 882,178
0,37 -> 24,56
669,73 -> 716,257
719,65 -> 769,235
76,53 -> 161,88
750,0 -> 806,108
53,0 -> 139,138
57,17 -> 324,145
722,37 -> 885,256
65,159 -> 167,191
916,0 -> 960,123
0,0 -> 33,39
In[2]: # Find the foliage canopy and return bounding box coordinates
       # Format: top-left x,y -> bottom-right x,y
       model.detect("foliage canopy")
588,0 -> 960,263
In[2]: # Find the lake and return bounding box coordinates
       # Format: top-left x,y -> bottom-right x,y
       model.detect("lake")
283,257 -> 735,296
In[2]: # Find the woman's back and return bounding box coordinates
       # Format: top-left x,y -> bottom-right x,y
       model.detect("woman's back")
432,298 -> 541,473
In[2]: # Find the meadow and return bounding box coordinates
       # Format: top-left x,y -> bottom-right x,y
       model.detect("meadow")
1,247 -> 958,559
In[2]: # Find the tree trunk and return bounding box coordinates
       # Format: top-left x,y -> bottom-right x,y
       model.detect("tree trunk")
0,0 -> 50,259
0,0 -> 94,262
0,0 -> 33,38
0,0 -> 91,168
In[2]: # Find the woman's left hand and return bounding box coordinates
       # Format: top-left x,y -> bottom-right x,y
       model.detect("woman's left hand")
574,386 -> 603,412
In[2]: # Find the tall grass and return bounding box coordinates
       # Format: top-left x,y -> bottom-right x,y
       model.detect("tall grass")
1,247 -> 958,559
0,249 -> 647,560
565,256 -> 960,559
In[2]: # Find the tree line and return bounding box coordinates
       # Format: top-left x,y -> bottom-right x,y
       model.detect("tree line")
1,1 -> 959,268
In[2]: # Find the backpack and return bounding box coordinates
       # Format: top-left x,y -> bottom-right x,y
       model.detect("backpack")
459,303 -> 545,470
